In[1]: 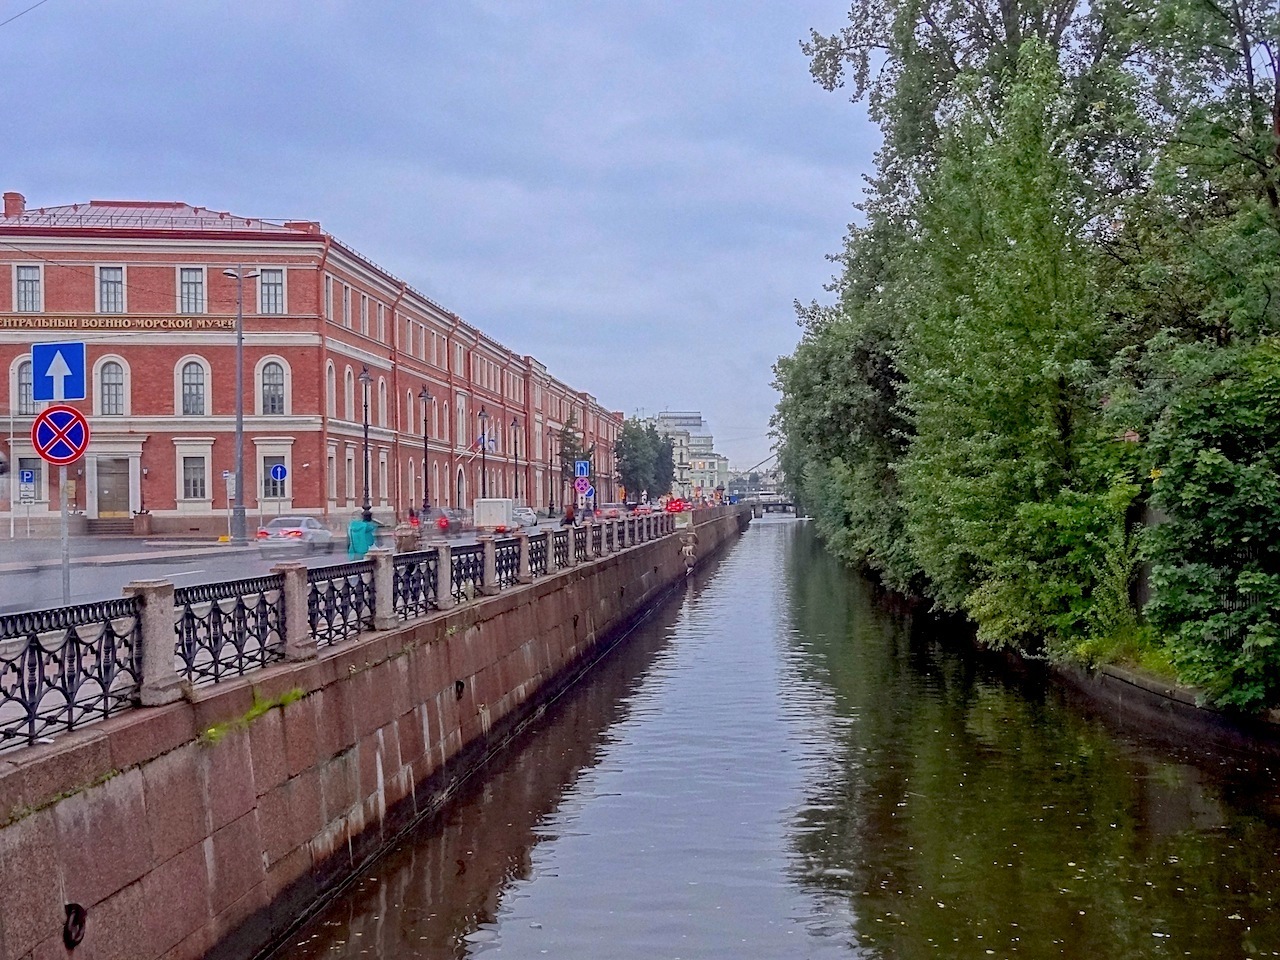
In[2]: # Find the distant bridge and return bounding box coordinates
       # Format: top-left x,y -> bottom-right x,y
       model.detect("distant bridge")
742,495 -> 795,515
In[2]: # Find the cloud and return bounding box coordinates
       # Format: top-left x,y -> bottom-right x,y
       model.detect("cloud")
0,0 -> 876,467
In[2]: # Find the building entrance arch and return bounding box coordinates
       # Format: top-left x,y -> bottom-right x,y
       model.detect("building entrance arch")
456,467 -> 466,508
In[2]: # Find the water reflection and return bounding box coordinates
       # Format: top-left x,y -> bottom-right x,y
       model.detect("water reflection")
280,520 -> 1280,960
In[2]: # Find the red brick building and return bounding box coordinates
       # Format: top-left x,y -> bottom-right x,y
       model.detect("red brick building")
0,192 -> 621,535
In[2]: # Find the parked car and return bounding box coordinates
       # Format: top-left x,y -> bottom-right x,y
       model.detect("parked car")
631,503 -> 652,515
600,502 -> 627,519
257,516 -> 335,554
513,506 -> 539,528
665,498 -> 687,513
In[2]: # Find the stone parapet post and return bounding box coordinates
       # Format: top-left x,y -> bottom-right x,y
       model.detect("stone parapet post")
434,541 -> 455,609
517,530 -> 533,584
585,520 -> 597,559
393,523 -> 418,554
270,561 -> 316,661
567,528 -> 579,568
620,518 -> 631,549
480,536 -> 499,595
368,547 -> 396,630
124,579 -> 184,706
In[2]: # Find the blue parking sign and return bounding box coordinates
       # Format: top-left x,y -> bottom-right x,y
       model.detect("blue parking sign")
31,342 -> 87,402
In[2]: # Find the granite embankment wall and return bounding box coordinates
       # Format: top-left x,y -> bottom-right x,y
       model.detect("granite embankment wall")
0,507 -> 750,960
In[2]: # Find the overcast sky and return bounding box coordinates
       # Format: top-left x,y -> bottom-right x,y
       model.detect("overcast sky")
2,0 -> 875,468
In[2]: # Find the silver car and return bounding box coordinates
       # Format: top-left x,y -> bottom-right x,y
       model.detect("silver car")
512,506 -> 539,528
256,516 -> 335,554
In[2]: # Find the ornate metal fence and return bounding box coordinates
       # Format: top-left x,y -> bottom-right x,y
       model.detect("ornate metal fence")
574,526 -> 588,562
605,523 -> 615,552
174,576 -> 285,685
591,525 -> 603,556
495,537 -> 521,588
0,598 -> 141,752
451,545 -> 484,602
393,551 -> 439,620
307,562 -> 375,647
529,532 -> 549,577
553,529 -> 569,569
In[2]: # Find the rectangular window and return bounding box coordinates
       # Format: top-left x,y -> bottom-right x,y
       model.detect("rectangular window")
328,453 -> 337,499
263,455 -> 286,499
377,303 -> 385,342
182,457 -> 206,499
324,276 -> 333,320
98,267 -> 124,313
360,294 -> 369,335
346,453 -> 355,501
342,285 -> 351,327
259,269 -> 285,314
179,268 -> 205,313
16,265 -> 40,312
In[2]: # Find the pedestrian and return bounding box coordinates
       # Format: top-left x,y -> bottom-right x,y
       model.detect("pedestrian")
561,503 -> 576,527
408,506 -> 420,529
347,511 -> 378,559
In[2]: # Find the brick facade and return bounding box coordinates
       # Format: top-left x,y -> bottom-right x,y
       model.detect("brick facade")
0,194 -> 621,535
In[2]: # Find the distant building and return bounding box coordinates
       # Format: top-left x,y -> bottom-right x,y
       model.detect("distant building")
0,192 -> 620,534
647,410 -> 726,500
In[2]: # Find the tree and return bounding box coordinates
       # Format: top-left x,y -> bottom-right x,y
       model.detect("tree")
615,419 -> 657,499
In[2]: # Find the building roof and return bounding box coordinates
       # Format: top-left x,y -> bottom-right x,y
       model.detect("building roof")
0,198 -> 320,235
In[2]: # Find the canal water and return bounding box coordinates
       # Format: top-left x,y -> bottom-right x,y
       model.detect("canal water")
281,518 -> 1280,959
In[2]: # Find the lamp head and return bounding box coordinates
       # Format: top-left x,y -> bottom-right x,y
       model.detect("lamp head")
358,366 -> 373,386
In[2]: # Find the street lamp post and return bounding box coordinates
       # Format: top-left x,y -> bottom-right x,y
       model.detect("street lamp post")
359,366 -> 373,523
511,417 -> 520,503
548,428 -> 557,515
222,265 -> 259,544
418,386 -> 432,514
477,406 -> 489,499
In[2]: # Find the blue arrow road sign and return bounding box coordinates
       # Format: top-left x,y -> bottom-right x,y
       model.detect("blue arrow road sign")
31,342 -> 86,402
575,460 -> 590,478
270,463 -> 288,483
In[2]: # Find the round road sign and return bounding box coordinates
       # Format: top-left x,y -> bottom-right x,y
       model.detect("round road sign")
270,463 -> 288,483
31,404 -> 91,466
574,476 -> 591,494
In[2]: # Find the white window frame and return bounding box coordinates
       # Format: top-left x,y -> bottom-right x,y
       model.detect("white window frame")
360,294 -> 369,335
342,284 -> 351,328
378,449 -> 388,504
254,356 -> 292,416
172,437 -> 215,512
324,275 -> 333,320
254,437 -> 295,507
14,263 -> 42,312
174,355 -> 212,416
10,355 -> 34,416
96,265 -> 126,314
325,361 -> 336,418
176,266 -> 207,314
92,355 -> 131,417
257,267 -> 287,315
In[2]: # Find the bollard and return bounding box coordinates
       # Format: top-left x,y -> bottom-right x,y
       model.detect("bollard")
480,536 -> 499,596
124,579 -> 185,706
270,561 -> 316,660
517,530 -> 533,584
434,541 -> 455,609
367,547 -> 396,629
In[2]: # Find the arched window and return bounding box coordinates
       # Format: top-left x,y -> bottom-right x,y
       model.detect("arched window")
181,361 -> 205,415
326,363 -> 336,418
17,359 -> 34,415
262,361 -> 285,415
344,367 -> 355,421
100,361 -> 124,416
378,378 -> 388,428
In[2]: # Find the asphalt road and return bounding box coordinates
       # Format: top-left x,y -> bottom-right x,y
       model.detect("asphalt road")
0,524 -> 560,616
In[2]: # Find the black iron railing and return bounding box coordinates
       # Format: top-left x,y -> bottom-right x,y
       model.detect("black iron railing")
0,598 -> 141,752
451,545 -> 484,602
393,551 -> 439,620
307,561 -> 375,647
175,576 -> 285,685
529,532 -> 549,577
574,526 -> 588,562
495,538 -> 521,587
591,525 -> 603,556
553,529 -> 569,569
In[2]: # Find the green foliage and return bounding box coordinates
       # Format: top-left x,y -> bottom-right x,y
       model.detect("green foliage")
614,419 -> 676,500
777,0 -> 1280,707
1144,341 -> 1280,708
